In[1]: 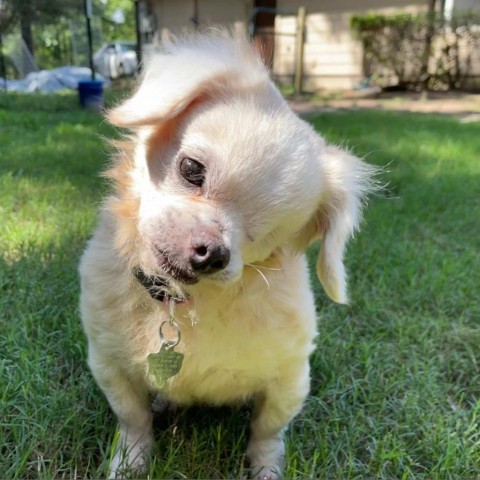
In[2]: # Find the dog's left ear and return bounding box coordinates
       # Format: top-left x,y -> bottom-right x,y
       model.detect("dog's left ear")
296,144 -> 374,304
106,36 -> 268,128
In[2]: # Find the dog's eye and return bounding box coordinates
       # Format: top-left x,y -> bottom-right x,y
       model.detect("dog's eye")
180,158 -> 205,187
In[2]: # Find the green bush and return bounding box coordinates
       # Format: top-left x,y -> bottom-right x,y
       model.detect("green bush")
350,12 -> 425,32
351,11 -> 480,91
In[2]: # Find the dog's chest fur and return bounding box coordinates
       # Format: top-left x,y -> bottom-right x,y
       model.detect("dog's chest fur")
139,260 -> 317,406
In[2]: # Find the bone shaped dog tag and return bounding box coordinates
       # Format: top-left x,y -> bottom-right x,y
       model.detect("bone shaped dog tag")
147,342 -> 184,388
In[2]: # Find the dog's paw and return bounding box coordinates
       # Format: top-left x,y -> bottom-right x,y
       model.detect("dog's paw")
108,430 -> 153,479
247,435 -> 284,480
109,453 -> 147,479
250,465 -> 282,480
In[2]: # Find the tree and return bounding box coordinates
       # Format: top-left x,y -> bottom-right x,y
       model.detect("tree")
98,0 -> 135,42
420,0 -> 438,90
1,0 -> 80,57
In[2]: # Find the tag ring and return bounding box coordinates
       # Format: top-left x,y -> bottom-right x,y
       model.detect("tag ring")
159,320 -> 181,348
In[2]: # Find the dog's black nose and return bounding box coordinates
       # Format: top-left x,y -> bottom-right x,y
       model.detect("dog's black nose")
190,244 -> 230,274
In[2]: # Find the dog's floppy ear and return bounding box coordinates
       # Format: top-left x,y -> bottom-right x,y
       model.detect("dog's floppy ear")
107,35 -> 267,128
298,144 -> 374,304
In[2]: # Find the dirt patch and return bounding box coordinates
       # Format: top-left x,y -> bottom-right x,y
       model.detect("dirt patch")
289,90 -> 480,122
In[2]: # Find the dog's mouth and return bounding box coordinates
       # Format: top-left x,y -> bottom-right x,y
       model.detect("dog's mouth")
153,247 -> 199,285
165,264 -> 198,285
133,268 -> 190,304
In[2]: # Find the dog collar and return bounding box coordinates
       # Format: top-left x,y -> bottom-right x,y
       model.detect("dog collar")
133,269 -> 186,303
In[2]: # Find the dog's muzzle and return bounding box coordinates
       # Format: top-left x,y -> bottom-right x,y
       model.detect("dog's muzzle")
153,232 -> 231,284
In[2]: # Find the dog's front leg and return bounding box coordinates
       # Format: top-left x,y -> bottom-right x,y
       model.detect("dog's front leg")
247,363 -> 310,480
89,351 -> 153,478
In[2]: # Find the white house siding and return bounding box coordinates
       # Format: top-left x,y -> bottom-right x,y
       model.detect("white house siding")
274,0 -> 427,90
149,0 -> 248,41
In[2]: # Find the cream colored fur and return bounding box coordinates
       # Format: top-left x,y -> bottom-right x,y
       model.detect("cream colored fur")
79,31 -> 374,480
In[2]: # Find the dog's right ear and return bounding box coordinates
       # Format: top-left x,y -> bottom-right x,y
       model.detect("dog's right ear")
107,36 -> 267,128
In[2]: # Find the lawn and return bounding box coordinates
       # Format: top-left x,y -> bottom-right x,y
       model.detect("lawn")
1,91 -> 479,479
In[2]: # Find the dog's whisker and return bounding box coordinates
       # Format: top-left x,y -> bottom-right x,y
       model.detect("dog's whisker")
245,263 -> 270,290
249,264 -> 283,272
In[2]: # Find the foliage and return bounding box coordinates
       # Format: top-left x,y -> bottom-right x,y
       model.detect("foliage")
0,0 -> 78,31
99,0 -> 135,42
350,12 -> 425,31
1,92 -> 480,478
1,0 -> 81,58
351,11 -> 480,90
1,0 -> 135,73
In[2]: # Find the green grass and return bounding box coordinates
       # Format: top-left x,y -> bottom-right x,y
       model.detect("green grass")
1,92 -> 479,479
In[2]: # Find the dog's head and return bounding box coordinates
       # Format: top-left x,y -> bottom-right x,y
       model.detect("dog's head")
105,33 -> 373,304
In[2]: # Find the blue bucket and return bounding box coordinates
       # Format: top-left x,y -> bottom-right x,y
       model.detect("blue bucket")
78,80 -> 104,111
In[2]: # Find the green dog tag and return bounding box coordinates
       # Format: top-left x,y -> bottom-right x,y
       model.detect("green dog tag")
148,343 -> 184,388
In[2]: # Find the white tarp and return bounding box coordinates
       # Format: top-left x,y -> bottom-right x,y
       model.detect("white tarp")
0,66 -> 110,93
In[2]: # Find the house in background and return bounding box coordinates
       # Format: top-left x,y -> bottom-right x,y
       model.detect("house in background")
141,0 -> 480,90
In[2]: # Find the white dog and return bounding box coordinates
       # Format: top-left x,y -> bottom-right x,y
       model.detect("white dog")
79,32 -> 374,479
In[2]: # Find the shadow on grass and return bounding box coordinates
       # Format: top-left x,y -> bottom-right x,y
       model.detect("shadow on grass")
152,404 -> 251,477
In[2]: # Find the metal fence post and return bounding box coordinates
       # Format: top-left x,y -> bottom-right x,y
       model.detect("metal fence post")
84,0 -> 95,80
0,26 -> 6,91
135,0 -> 142,73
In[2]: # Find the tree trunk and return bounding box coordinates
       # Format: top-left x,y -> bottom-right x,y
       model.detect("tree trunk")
420,0 -> 437,90
19,3 -> 35,57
